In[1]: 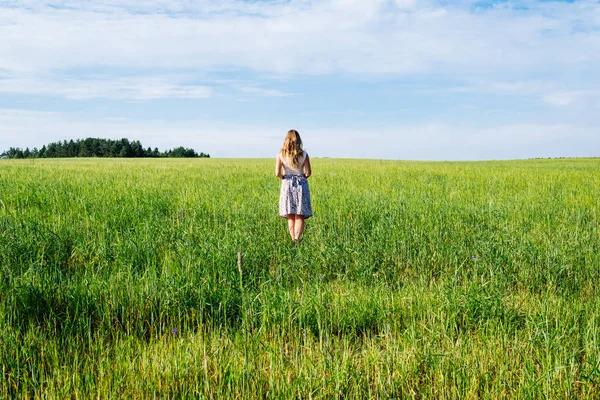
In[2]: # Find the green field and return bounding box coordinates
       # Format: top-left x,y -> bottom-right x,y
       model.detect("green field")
1,158 -> 599,398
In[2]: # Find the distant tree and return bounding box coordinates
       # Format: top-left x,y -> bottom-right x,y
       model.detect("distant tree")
169,146 -> 199,158
6,147 -> 25,159
79,141 -> 89,157
45,144 -> 55,158
66,140 -> 76,157
89,138 -> 100,156
58,140 -> 69,157
119,139 -> 131,157
2,138 -> 209,159
99,140 -> 110,157
130,140 -> 144,158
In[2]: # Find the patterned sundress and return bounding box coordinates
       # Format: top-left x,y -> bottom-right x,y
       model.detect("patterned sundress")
279,153 -> 313,219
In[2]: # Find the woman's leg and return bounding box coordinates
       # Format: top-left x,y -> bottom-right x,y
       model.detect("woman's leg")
287,215 -> 296,240
293,215 -> 305,241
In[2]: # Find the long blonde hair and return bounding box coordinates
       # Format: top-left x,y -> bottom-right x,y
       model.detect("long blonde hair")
281,130 -> 304,168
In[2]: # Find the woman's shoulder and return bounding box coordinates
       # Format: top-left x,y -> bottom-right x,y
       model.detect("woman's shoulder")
277,151 -> 288,165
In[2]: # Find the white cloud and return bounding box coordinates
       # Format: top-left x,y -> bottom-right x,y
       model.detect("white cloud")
440,79 -> 600,109
0,73 -> 212,99
235,85 -> 292,97
395,0 -> 416,10
0,0 -> 598,77
1,109 -> 598,160
541,91 -> 579,107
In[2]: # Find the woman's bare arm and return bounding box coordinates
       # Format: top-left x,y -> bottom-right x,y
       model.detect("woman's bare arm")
275,152 -> 284,179
304,154 -> 312,178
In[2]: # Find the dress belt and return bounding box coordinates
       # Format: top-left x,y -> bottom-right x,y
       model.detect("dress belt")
283,174 -> 305,187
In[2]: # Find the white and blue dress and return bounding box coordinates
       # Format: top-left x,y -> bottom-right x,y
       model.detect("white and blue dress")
279,152 -> 313,219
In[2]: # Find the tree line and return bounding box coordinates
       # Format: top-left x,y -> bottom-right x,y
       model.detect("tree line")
1,138 -> 209,159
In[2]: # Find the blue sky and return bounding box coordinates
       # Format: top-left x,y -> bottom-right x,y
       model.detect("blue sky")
0,0 -> 599,159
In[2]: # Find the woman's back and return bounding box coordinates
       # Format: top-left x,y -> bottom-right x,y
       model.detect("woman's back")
281,152 -> 307,175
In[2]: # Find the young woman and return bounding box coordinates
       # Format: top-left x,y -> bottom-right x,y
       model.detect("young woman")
275,130 -> 313,243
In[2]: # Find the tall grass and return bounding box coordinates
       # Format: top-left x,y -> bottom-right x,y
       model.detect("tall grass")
0,157 -> 599,398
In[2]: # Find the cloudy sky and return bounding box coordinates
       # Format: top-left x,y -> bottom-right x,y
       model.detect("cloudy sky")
1,0 -> 599,159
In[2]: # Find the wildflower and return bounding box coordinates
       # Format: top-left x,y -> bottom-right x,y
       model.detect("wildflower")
472,255 -> 477,259
171,328 -> 178,334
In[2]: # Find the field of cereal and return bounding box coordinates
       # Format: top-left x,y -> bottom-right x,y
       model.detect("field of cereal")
1,157 -> 599,398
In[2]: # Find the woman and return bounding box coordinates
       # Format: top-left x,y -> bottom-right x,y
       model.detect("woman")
275,130 -> 313,243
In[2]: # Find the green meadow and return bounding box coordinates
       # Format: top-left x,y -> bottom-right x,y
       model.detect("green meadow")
1,157 -> 599,398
